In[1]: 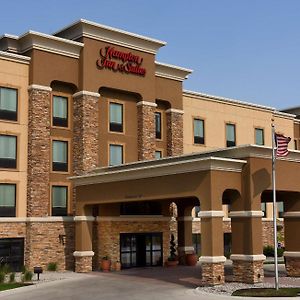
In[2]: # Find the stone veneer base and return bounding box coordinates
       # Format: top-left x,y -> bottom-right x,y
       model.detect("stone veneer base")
201,262 -> 225,286
285,257 -> 300,277
75,256 -> 93,273
232,260 -> 264,283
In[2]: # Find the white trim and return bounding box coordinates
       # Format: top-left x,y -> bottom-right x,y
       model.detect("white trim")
193,217 -> 201,221
178,246 -> 194,252
155,61 -> 192,81
177,216 -> 193,221
97,216 -> 170,222
26,217 -> 74,222
283,251 -> 300,257
282,212 -> 300,218
230,254 -> 266,261
0,51 -> 31,64
165,108 -> 184,115
199,256 -> 226,263
28,84 -> 52,92
74,216 -> 95,222
229,211 -> 264,218
198,211 -> 224,218
73,251 -> 94,257
0,217 -> 27,223
72,91 -> 100,99
136,101 -> 157,107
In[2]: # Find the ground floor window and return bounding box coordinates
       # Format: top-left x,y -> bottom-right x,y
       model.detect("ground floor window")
0,238 -> 24,272
120,233 -> 162,268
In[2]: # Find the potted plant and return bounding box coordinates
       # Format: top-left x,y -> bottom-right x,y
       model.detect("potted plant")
165,234 -> 179,267
101,255 -> 111,272
113,260 -> 122,271
185,252 -> 198,266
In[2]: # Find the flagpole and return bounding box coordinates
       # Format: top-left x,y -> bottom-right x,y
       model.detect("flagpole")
271,120 -> 279,290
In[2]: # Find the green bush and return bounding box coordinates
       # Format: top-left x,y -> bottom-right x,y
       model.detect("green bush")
22,270 -> 33,282
0,264 -> 11,274
47,262 -> 58,271
0,272 -> 5,284
263,245 -> 284,257
9,272 -> 15,283
21,265 -> 27,274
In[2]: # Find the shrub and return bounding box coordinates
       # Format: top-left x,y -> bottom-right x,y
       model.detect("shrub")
47,262 -> 58,271
9,272 -> 15,283
0,272 -> 5,283
263,245 -> 284,257
22,270 -> 33,282
21,265 -> 27,274
0,264 -> 11,274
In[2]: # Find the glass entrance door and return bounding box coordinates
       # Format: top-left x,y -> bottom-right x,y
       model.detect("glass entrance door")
120,233 -> 162,268
0,238 -> 24,272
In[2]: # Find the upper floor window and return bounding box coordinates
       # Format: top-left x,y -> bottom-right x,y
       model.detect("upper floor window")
52,186 -> 68,216
52,96 -> 68,127
255,128 -> 264,145
0,135 -> 17,169
109,144 -> 123,166
155,150 -> 162,159
0,184 -> 16,217
52,140 -> 68,172
155,112 -> 162,139
109,103 -> 123,132
194,119 -> 204,144
0,87 -> 17,121
226,123 -> 236,147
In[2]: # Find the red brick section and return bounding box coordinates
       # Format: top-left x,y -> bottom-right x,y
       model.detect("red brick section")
73,92 -> 100,176
166,109 -> 184,157
232,260 -> 264,283
137,102 -> 156,160
201,263 -> 225,285
27,86 -> 51,217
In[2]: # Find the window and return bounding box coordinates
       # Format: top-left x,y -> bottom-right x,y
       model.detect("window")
255,128 -> 264,145
194,119 -> 204,144
278,202 -> 284,218
52,96 -> 68,127
155,112 -> 162,139
226,123 -> 236,147
0,87 -> 17,121
109,144 -> 123,166
52,140 -> 68,172
0,135 -> 17,168
109,103 -> 123,132
52,186 -> 68,216
155,150 -> 162,159
261,202 -> 267,218
0,184 -> 16,217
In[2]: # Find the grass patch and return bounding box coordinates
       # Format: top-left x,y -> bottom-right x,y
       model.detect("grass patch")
0,283 -> 31,292
232,287 -> 300,297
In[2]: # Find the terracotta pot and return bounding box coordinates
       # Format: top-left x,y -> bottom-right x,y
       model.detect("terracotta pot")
165,260 -> 179,267
114,261 -> 122,271
185,253 -> 198,266
101,259 -> 111,272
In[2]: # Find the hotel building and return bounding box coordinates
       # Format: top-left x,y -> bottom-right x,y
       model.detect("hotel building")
0,19 -> 300,285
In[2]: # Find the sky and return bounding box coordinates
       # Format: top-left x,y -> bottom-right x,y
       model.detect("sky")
1,0 -> 300,109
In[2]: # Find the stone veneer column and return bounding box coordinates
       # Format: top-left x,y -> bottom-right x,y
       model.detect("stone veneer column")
283,199 -> 300,277
74,216 -> 95,272
198,211 -> 226,285
137,101 -> 157,161
166,108 -> 184,157
229,211 -> 265,283
27,84 -> 52,217
72,91 -> 100,176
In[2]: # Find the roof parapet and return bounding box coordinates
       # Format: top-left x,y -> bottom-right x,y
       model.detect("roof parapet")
155,61 -> 192,81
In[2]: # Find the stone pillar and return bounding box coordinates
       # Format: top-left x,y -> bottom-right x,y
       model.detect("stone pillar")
74,216 -> 95,272
283,198 -> 300,277
72,91 -> 100,176
166,108 -> 184,157
27,84 -> 52,217
137,101 -> 157,161
229,211 -> 265,283
198,211 -> 226,285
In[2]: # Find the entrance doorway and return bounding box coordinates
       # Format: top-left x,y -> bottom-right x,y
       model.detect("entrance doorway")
120,233 -> 162,268
0,238 -> 24,272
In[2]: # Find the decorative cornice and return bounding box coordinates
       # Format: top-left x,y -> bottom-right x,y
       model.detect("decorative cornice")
136,101 -> 157,107
282,212 -> 300,218
198,211 -> 224,218
155,61 -> 192,82
199,256 -> 226,263
28,84 -> 52,92
165,108 -> 184,115
72,91 -> 100,99
74,216 -> 95,222
73,251 -> 94,257
228,211 -> 264,218
230,254 -> 266,261
283,251 -> 300,257
54,19 -> 166,55
0,51 -> 30,64
97,216 -> 170,222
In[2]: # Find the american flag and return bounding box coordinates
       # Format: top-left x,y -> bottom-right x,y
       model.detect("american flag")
275,134 -> 291,157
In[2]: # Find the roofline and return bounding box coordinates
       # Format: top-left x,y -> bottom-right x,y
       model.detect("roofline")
155,61 -> 193,73
0,50 -> 31,64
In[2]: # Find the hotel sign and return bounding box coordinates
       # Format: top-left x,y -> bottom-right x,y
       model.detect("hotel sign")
96,46 -> 146,76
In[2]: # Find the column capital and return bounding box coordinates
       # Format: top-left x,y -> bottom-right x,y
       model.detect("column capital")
73,251 -> 94,257
28,84 -> 52,92
283,211 -> 300,218
165,108 -> 184,114
229,210 -> 264,218
230,254 -> 266,261
74,216 -> 95,222
199,256 -> 226,263
72,90 -> 100,99
283,251 -> 300,257
136,101 -> 157,107
198,210 -> 224,218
